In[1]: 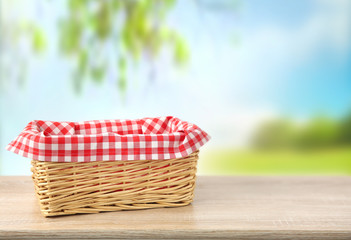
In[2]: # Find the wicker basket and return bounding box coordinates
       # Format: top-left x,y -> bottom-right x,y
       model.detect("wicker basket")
7,117 -> 210,217
31,151 -> 199,217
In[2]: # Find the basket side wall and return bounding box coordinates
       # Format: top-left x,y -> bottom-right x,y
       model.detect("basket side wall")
31,152 -> 199,216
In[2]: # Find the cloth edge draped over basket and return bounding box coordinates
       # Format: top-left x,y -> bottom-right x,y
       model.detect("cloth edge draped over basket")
6,116 -> 210,162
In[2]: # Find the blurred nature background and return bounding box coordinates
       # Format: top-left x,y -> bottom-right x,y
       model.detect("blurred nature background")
0,0 -> 350,175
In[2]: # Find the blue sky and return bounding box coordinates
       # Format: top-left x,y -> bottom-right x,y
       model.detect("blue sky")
1,0 -> 351,175
177,0 -> 351,118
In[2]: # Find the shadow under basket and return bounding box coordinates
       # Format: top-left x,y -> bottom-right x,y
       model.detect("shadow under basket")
31,151 -> 199,217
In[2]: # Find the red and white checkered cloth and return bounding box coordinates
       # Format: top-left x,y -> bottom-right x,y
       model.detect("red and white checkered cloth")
6,116 -> 210,162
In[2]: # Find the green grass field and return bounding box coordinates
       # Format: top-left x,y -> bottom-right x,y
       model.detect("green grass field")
198,147 -> 351,175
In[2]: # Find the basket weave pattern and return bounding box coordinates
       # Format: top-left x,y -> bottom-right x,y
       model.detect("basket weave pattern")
31,151 -> 199,217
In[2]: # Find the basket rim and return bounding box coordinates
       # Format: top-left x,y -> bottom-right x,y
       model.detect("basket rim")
6,117 -> 210,162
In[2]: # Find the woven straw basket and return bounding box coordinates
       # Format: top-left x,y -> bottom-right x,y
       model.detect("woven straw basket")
7,117 -> 209,217
31,151 -> 199,217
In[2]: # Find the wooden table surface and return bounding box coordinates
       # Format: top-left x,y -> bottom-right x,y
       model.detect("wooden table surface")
0,176 -> 351,240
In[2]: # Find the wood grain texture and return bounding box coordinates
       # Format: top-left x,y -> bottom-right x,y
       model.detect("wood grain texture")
0,176 -> 351,240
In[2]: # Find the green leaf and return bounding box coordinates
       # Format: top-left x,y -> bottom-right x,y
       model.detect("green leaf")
59,19 -> 82,54
96,2 -> 111,39
118,75 -> 127,93
174,36 -> 189,64
69,0 -> 85,11
32,28 -> 46,53
164,0 -> 176,9
136,17 -> 150,39
111,0 -> 121,10
159,26 -> 171,41
91,65 -> 106,84
78,49 -> 88,74
73,69 -> 84,95
118,57 -> 127,74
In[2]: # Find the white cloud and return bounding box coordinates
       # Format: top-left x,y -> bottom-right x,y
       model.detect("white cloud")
203,107 -> 279,148
241,0 -> 351,67
316,0 -> 351,53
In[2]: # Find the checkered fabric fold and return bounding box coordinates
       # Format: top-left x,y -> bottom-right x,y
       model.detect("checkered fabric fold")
6,116 -> 210,162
